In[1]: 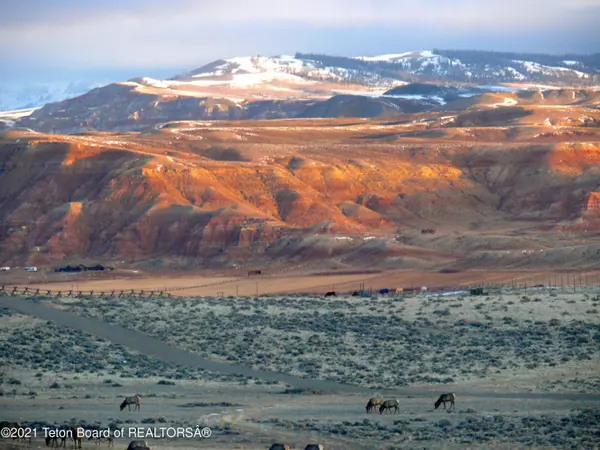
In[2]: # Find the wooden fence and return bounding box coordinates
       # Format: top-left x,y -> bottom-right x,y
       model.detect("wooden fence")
0,285 -> 172,299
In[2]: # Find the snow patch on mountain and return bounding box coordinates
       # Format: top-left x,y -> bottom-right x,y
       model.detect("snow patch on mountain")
513,60 -> 589,79
0,80 -> 109,112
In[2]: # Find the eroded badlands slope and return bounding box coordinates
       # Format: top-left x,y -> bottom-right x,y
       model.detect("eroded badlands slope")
1,94 -> 600,269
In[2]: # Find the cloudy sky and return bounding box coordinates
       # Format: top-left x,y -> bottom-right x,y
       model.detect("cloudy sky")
1,0 -> 599,82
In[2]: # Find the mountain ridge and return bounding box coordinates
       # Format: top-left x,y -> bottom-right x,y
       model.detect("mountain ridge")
2,49 -> 598,114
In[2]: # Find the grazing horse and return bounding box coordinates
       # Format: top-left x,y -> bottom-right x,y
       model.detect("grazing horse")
269,445 -> 290,450
379,399 -> 400,414
70,426 -> 84,449
87,427 -> 114,447
45,425 -> 69,447
324,291 -> 336,297
434,393 -> 456,410
0,421 -> 31,444
365,396 -> 384,413
120,395 -> 141,411
304,445 -> 324,450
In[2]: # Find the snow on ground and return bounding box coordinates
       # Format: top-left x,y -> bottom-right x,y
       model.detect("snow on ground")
355,52 -> 417,62
489,97 -> 519,107
0,80 -> 109,111
382,94 -> 425,101
506,67 -> 526,80
513,60 -> 590,79
0,107 -> 39,119
331,88 -> 391,97
140,78 -> 171,89
477,85 -> 520,93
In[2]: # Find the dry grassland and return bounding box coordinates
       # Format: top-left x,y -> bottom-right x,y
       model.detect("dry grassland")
1,287 -> 599,449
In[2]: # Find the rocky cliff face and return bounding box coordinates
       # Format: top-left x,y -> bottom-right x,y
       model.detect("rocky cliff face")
2,107 -> 600,269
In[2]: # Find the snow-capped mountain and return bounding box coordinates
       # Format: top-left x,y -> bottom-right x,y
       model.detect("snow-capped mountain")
177,54 -> 396,87
3,50 -> 598,113
8,49 -> 600,134
0,80 -> 110,112
323,50 -> 599,84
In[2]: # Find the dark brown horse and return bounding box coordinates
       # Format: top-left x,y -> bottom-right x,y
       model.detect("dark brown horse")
0,421 -> 31,444
365,396 -> 384,413
44,425 -> 69,447
71,426 -> 83,449
88,427 -> 114,447
379,399 -> 400,414
126,440 -> 150,450
120,395 -> 141,411
434,393 -> 456,410
269,445 -> 290,450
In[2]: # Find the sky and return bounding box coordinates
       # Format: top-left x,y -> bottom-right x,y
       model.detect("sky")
1,0 -> 599,83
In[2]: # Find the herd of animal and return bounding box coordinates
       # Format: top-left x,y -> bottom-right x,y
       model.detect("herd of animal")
1,393 -> 455,449
268,394 -> 455,450
367,392 -> 456,414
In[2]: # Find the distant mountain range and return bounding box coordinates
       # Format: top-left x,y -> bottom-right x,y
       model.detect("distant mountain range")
0,80 -> 110,112
3,49 -> 599,132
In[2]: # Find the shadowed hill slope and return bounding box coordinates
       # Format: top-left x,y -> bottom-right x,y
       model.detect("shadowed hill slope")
2,103 -> 600,269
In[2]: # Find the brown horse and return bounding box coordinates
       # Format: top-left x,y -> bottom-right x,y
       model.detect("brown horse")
304,445 -> 324,450
126,440 -> 150,450
379,399 -> 400,414
71,426 -> 84,449
44,425 -> 68,447
365,396 -> 384,413
434,393 -> 456,410
120,395 -> 141,411
0,421 -> 31,444
269,445 -> 290,450
89,429 -> 114,447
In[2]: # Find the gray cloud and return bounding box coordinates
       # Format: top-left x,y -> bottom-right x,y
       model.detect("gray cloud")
1,0 -> 598,81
